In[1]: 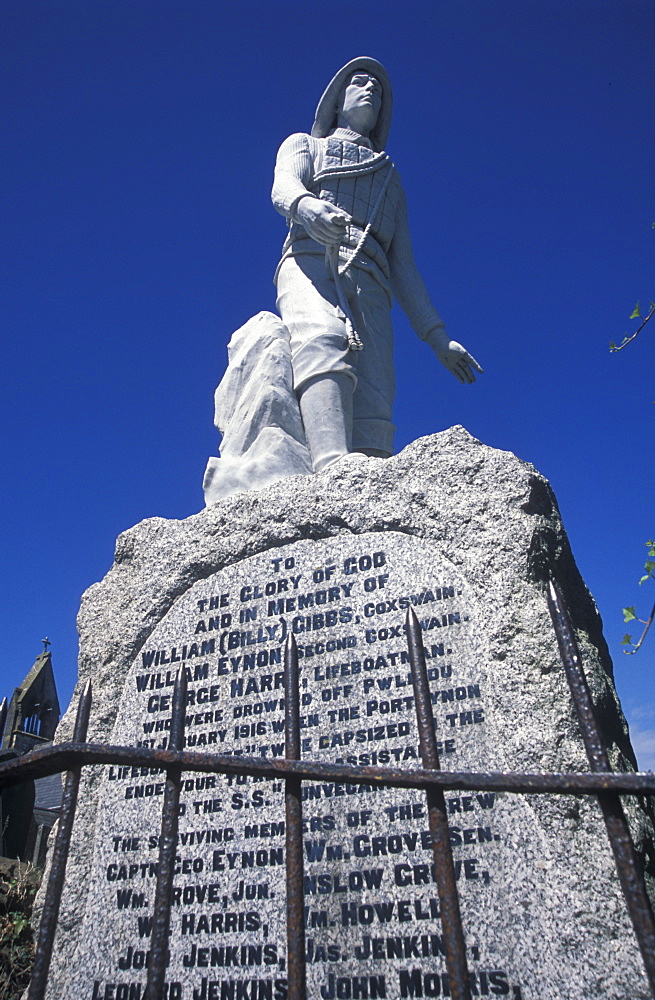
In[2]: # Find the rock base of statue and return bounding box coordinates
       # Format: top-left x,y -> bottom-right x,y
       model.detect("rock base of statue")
203,312 -> 312,504
42,428 -> 653,1000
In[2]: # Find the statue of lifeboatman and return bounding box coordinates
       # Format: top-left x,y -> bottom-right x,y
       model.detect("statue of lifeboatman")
272,56 -> 482,472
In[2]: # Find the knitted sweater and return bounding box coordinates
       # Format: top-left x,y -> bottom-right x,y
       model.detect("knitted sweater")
272,129 -> 446,341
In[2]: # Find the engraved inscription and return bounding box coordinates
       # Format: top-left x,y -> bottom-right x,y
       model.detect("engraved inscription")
61,534 -> 530,999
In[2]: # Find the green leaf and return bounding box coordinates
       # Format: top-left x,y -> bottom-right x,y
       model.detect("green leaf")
622,633 -> 633,644
622,607 -> 637,622
639,574 -> 651,585
629,302 -> 641,320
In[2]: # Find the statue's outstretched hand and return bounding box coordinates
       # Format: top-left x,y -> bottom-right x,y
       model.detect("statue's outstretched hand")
428,331 -> 483,385
296,197 -> 351,246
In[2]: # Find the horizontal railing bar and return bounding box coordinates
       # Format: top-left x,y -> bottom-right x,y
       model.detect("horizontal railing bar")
1,741 -> 654,795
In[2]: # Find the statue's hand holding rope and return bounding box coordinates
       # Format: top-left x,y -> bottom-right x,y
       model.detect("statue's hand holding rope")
295,196 -> 351,246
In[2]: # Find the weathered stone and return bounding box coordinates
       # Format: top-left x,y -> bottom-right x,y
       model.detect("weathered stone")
203,311 -> 312,503
41,428 -> 654,1000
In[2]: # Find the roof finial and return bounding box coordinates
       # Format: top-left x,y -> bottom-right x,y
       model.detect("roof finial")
41,637 -> 51,651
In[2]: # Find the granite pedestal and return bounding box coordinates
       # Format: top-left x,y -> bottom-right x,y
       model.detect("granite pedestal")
41,429 -> 654,1000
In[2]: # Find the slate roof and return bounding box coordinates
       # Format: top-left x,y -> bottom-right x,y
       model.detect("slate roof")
34,771 -> 62,813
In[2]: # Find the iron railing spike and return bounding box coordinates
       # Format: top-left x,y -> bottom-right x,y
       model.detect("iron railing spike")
145,668 -> 187,1000
27,683 -> 92,1000
0,697 -> 7,744
406,607 -> 472,1000
547,577 -> 655,991
73,680 -> 93,742
284,632 -> 307,1000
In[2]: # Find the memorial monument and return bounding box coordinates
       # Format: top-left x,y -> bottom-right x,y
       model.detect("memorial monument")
37,59 -> 654,1000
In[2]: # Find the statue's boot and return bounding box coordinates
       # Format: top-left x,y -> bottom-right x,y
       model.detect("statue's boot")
298,372 -> 357,472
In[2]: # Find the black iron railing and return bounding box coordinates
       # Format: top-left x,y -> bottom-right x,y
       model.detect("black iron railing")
0,580 -> 654,1000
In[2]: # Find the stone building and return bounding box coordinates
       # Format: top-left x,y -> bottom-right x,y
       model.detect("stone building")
0,646 -> 62,868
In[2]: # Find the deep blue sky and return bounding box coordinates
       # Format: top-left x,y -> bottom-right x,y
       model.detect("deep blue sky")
2,1 -> 654,767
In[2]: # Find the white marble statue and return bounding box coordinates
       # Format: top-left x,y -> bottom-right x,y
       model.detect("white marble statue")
204,57 -> 481,503
272,56 -> 482,473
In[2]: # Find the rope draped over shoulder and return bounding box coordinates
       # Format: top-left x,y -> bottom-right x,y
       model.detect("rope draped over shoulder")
338,157 -> 394,280
324,157 -> 396,351
313,150 -> 391,184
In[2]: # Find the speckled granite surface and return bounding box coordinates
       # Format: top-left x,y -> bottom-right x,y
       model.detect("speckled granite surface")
39,428 -> 654,999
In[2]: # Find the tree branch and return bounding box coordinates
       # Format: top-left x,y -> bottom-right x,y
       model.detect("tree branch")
610,302 -> 655,352
623,598 -> 655,654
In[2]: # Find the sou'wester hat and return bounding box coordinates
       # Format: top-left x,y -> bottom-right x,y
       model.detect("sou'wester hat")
311,57 -> 392,153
